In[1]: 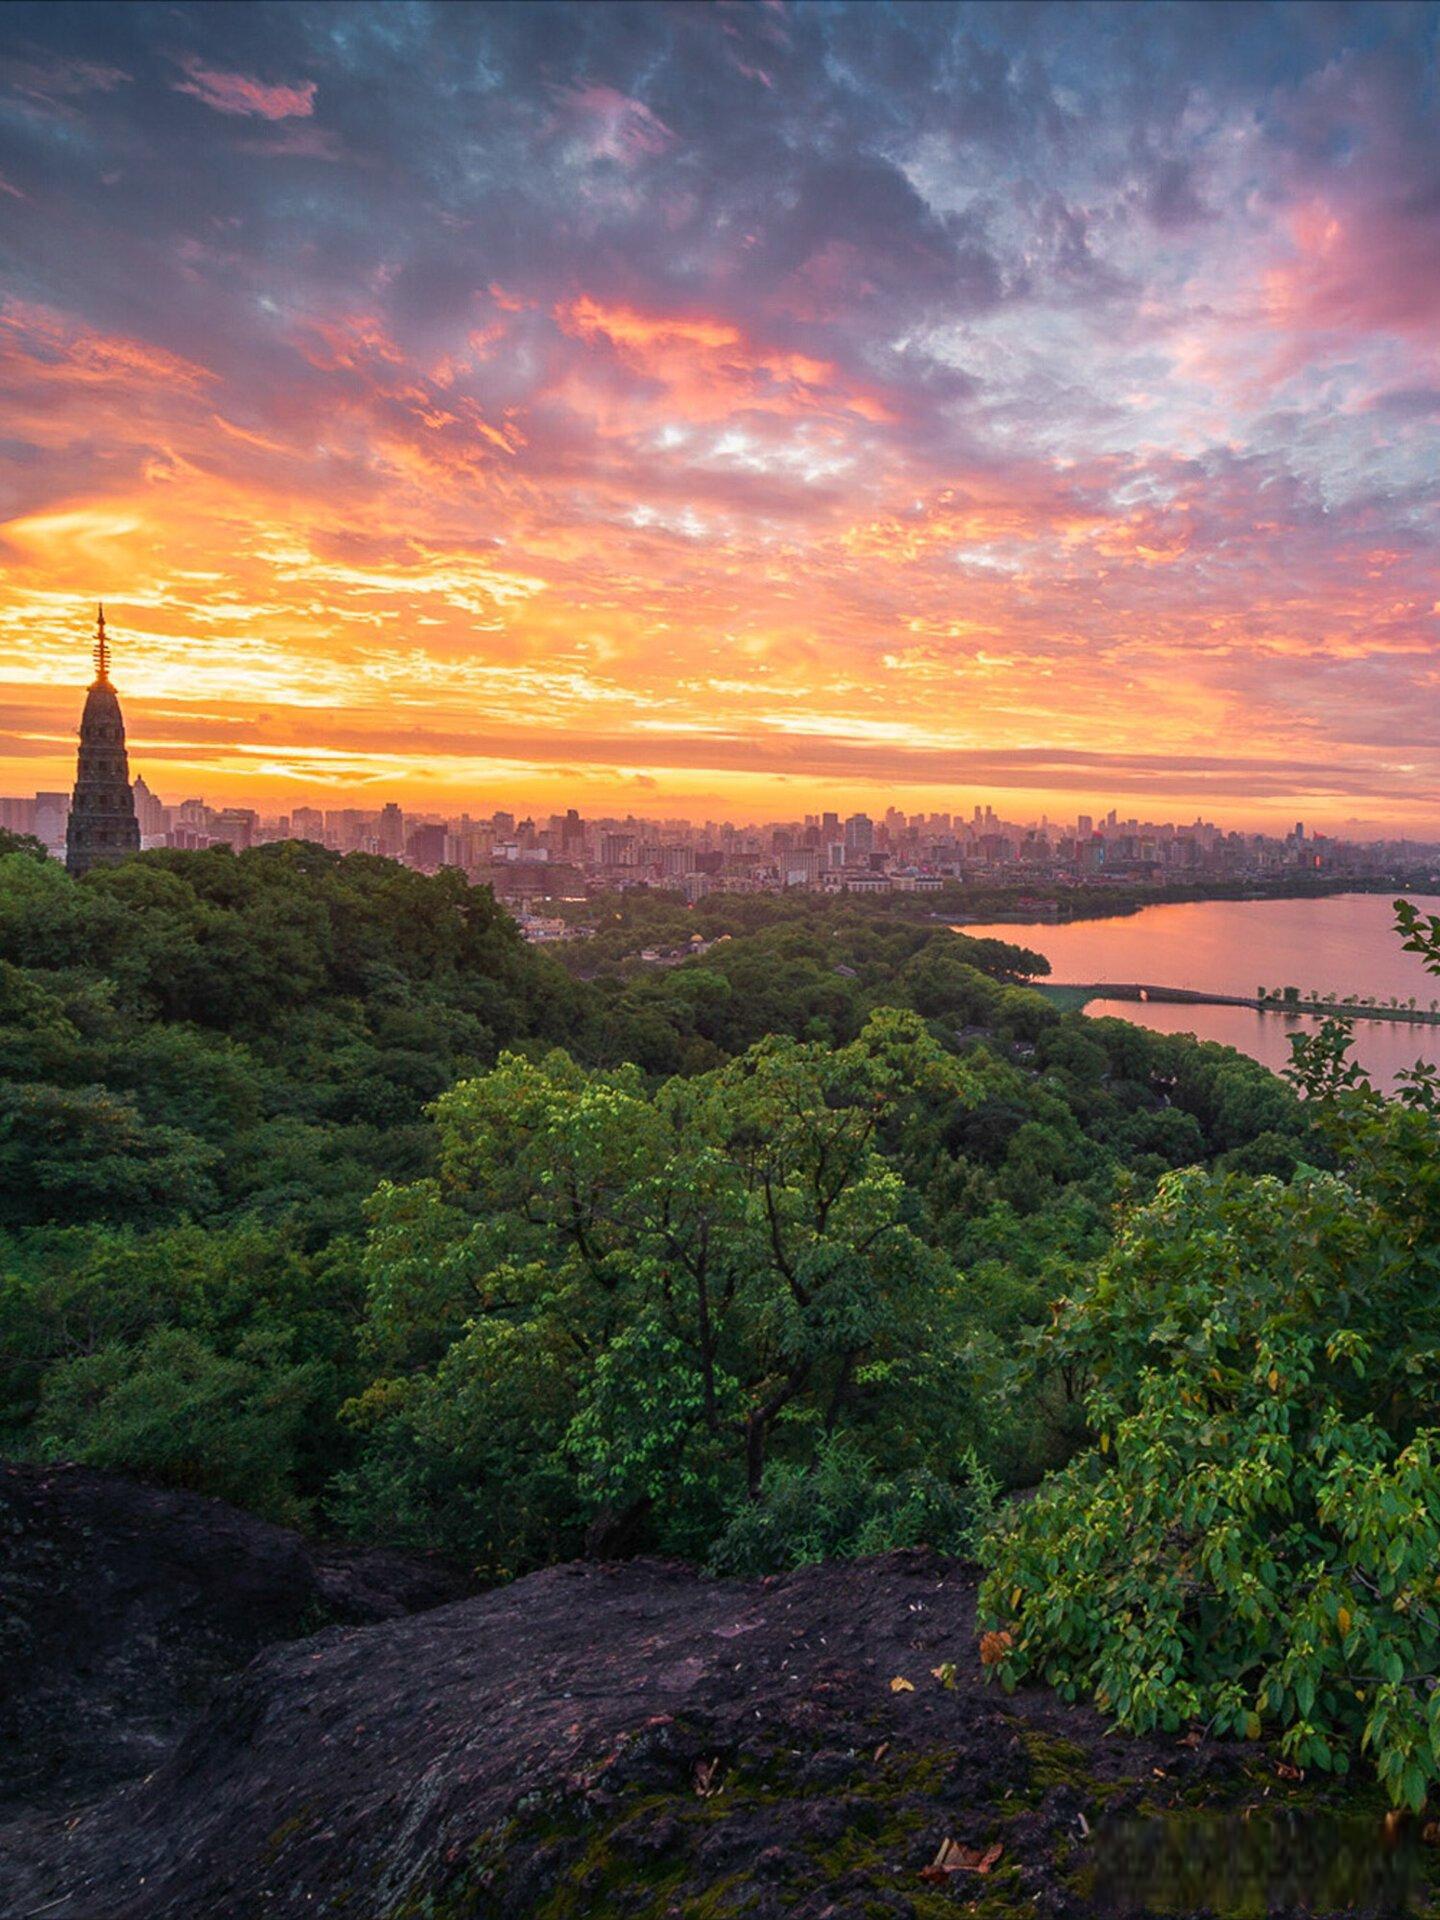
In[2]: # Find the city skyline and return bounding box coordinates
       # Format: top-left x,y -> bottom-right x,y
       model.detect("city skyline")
9,619 -> 1440,849
5,622 -> 1411,847
16,636 -> 1422,909
3,4 -> 1439,834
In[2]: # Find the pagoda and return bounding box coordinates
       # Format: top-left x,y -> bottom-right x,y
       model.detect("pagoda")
65,606 -> 141,877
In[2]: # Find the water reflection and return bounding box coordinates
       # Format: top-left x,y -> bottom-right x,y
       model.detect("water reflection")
961,894 -> 1440,1095
1082,999 -> 1436,1096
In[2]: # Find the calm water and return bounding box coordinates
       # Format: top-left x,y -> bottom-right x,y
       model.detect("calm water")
960,892 -> 1440,1093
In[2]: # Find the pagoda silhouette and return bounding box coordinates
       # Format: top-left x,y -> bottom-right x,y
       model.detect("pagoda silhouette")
65,605 -> 141,877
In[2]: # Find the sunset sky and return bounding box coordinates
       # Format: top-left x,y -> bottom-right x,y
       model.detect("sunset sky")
2,1 -> 1438,830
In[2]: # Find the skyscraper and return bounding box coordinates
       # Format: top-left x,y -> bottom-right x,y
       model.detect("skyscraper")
378,801 -> 405,858
66,606 -> 140,878
843,812 -> 874,857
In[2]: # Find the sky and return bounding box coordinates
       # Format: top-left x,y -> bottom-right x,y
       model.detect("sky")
1,1 -> 1438,832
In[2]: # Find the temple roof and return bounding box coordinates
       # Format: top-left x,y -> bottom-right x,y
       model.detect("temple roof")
80,678 -> 125,728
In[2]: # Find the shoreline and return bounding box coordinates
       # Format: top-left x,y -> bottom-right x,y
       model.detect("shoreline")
946,878 -> 1440,932
1032,980 -> 1440,1027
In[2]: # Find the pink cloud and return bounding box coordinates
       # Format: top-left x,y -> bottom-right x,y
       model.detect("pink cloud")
4,57 -> 131,102
172,56 -> 316,121
1263,195 -> 1440,343
553,295 -> 897,426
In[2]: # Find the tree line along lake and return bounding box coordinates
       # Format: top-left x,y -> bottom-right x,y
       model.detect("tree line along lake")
959,892 -> 1440,1095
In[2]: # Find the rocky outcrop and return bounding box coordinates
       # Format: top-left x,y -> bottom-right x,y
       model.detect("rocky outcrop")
1,1467 -> 1414,1920
0,1462 -> 467,1814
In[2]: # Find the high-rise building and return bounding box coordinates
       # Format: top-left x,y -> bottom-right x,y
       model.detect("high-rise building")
211,808 -> 256,852
406,823 -> 447,871
132,773 -> 167,841
292,806 -> 325,843
35,793 -> 68,851
66,607 -> 141,878
378,802 -> 405,858
843,812 -> 874,856
560,808 -> 586,857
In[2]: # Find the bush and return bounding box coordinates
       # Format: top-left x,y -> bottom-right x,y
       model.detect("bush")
35,1326 -> 325,1523
981,913 -> 1440,1809
709,1436 -> 996,1576
983,1170 -> 1440,1794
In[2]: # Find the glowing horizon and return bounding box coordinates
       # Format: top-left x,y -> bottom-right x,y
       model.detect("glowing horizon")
2,3 -> 1438,835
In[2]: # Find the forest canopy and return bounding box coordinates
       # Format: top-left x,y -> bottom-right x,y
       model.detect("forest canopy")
0,840 -> 1307,1557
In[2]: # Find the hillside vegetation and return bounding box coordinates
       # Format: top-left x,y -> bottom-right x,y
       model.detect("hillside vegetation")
6,841 -> 1440,1803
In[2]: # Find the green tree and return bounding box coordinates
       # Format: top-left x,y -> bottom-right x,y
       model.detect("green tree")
36,1326 -> 325,1522
980,902 -> 1440,1808
340,1009 -> 968,1564
0,1083 -> 219,1227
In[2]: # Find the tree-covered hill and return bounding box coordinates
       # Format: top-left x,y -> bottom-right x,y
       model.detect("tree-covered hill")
10,843 -> 1440,1807
0,837 -> 1308,1559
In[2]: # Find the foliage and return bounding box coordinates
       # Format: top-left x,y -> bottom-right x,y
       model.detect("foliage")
708,1435 -> 997,1576
0,842 -> 1314,1562
336,1010 -> 975,1565
981,901 -> 1440,1808
0,1219 -> 364,1512
35,1326 -> 324,1523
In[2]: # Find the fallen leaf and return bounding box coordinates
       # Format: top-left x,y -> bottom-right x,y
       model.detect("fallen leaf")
873,1742 -> 890,1762
1275,1762 -> 1303,1782
920,1837 -> 1004,1881
1179,1730 -> 1203,1748
890,1676 -> 916,1694
692,1757 -> 722,1797
979,1630 -> 1013,1668
931,1661 -> 958,1690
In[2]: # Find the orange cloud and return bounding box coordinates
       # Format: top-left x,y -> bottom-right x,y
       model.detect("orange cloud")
555,296 -> 896,425
0,302 -> 215,395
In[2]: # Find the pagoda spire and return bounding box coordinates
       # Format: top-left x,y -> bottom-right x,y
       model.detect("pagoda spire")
67,603 -> 139,876
93,603 -> 110,684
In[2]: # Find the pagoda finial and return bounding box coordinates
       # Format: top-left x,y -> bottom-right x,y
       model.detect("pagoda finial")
93,603 -> 110,684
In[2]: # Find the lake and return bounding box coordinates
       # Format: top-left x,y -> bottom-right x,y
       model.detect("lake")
959,892 -> 1440,1093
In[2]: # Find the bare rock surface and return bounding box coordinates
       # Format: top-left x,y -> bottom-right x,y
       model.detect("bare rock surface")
1,1466 -> 1418,1920
0,1461 -> 467,1814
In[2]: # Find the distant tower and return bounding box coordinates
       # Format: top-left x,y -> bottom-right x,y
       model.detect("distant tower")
66,605 -> 141,877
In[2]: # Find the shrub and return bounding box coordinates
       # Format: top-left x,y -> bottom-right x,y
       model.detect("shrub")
980,910 -> 1440,1809
709,1436 -> 996,1576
